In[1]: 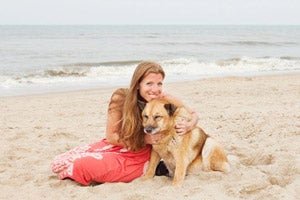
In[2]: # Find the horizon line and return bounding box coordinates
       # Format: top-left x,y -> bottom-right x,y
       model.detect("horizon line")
1,23 -> 300,26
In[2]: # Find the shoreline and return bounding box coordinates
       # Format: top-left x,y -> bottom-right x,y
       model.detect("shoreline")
1,73 -> 299,199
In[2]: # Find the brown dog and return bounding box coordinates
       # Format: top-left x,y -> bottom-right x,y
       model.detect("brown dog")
141,99 -> 230,185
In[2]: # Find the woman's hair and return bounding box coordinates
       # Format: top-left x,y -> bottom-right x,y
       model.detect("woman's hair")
120,61 -> 165,151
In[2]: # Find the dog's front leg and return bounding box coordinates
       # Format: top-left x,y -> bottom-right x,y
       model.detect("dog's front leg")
144,150 -> 161,180
172,157 -> 189,186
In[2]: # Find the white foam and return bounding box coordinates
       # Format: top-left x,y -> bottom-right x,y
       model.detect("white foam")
1,57 -> 299,96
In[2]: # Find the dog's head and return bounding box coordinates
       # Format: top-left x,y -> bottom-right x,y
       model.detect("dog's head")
141,99 -> 177,135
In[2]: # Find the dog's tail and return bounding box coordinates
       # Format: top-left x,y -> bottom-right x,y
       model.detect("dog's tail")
220,160 -> 231,173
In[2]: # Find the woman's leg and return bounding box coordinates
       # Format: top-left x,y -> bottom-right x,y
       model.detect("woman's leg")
51,145 -> 91,174
70,152 -> 146,185
51,139 -> 150,185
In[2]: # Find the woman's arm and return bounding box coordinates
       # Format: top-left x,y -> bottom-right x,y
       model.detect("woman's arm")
144,132 -> 163,145
105,89 -> 126,146
105,108 -> 124,146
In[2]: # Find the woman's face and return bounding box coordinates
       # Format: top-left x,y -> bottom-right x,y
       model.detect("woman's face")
138,72 -> 164,102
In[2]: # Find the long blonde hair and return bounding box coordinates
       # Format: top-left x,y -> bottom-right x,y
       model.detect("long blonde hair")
120,61 -> 165,151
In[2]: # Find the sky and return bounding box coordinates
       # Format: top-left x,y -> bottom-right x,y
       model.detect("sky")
0,0 -> 299,25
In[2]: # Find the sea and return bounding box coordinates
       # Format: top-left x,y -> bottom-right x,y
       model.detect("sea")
0,25 -> 300,97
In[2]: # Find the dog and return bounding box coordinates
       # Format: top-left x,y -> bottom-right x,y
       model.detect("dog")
141,99 -> 230,185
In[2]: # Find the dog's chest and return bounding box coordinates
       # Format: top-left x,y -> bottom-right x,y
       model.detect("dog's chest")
154,136 -> 180,153
153,136 -> 181,170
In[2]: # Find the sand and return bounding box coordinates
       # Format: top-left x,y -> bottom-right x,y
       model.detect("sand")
0,74 -> 299,200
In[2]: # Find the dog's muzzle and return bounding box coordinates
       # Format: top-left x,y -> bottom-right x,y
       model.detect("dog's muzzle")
144,126 -> 159,134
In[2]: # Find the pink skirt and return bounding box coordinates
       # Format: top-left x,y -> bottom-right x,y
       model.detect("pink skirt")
51,138 -> 151,185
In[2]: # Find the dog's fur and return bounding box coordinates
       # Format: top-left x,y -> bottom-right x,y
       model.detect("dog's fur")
141,99 -> 230,185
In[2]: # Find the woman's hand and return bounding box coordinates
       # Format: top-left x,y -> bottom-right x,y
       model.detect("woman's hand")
144,133 -> 163,144
175,111 -> 199,135
175,119 -> 192,135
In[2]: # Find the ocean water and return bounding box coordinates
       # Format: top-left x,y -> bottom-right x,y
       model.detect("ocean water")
0,25 -> 300,96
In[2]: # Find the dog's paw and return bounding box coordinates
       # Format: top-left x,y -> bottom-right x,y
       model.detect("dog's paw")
142,174 -> 154,181
171,180 -> 183,187
172,177 -> 184,186
142,176 -> 153,181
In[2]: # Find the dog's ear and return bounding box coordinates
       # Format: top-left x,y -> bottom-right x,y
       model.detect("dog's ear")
138,100 -> 146,111
164,103 -> 177,116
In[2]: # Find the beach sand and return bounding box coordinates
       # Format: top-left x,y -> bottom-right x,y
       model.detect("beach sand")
1,74 -> 299,200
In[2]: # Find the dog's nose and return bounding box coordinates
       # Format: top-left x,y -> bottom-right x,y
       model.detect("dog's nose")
144,127 -> 153,134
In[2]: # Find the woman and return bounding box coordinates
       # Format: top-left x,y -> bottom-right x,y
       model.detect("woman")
51,61 -> 199,185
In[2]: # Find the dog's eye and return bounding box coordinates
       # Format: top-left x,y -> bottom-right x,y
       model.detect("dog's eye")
154,115 -> 162,120
143,115 -> 149,120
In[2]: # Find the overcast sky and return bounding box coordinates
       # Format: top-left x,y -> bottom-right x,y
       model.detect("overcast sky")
0,0 -> 299,25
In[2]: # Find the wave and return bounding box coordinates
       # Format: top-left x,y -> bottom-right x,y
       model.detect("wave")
1,56 -> 299,89
148,41 -> 298,47
45,69 -> 87,77
232,41 -> 297,46
279,56 -> 300,60
61,60 -> 142,68
8,60 -> 142,80
212,57 -> 300,77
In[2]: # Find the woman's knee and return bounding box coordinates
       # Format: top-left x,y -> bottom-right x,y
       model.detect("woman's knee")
71,158 -> 95,185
